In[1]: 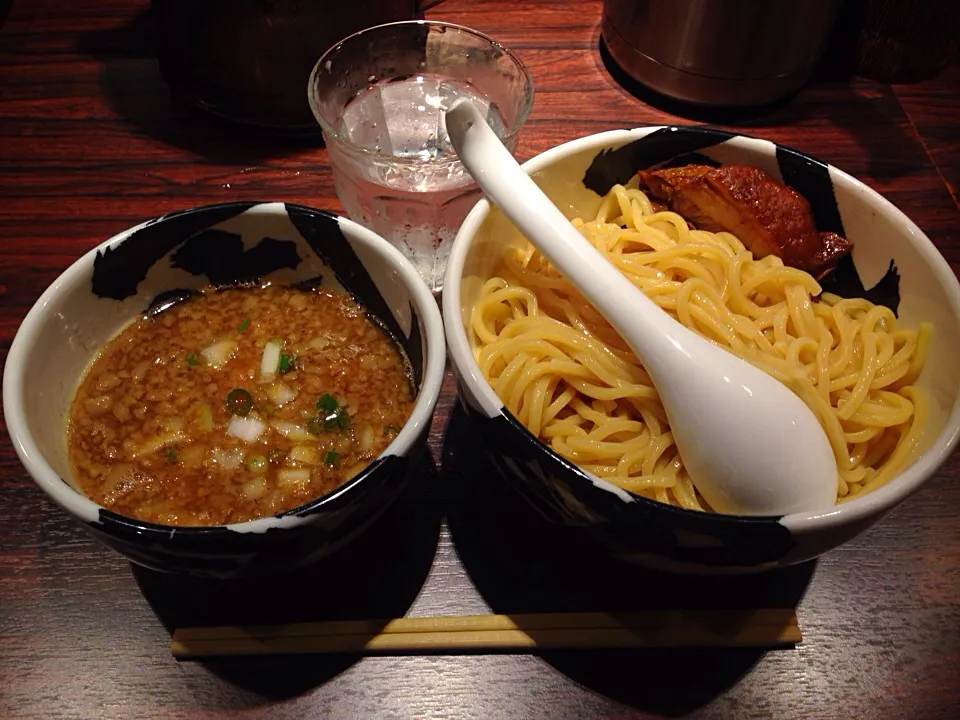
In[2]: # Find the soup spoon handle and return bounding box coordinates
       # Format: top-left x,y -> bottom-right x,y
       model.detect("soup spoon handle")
445,100 -> 837,516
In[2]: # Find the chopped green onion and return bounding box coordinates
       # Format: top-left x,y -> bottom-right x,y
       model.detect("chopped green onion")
383,424 -> 401,437
226,388 -> 254,416
186,353 -> 201,366
306,394 -> 351,434
246,453 -> 268,474
315,394 -> 350,430
321,408 -> 350,431
238,319 -> 250,334
325,451 -> 341,468
317,394 -> 339,412
258,401 -> 277,416
306,416 -> 324,436
278,353 -> 296,374
267,448 -> 287,465
165,446 -> 178,464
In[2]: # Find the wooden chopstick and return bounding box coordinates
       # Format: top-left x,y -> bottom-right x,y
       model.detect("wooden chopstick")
171,609 -> 801,658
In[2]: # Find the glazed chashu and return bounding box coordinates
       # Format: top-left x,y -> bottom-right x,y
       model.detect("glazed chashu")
637,164 -> 852,278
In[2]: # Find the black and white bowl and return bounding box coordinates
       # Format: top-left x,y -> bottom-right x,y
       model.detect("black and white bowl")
4,202 -> 445,578
443,126 -> 960,574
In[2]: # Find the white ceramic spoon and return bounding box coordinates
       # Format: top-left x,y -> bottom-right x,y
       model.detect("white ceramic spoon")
445,100 -> 838,516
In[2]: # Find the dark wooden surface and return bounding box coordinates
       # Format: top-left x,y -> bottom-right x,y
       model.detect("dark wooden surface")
1,1 -> 959,718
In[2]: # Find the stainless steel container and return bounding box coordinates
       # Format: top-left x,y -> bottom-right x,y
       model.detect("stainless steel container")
601,0 -> 841,107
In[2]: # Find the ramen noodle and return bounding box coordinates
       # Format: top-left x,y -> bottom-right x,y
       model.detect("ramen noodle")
472,183 -> 931,511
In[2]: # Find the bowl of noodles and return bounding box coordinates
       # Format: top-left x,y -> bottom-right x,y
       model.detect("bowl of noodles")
443,126 -> 960,573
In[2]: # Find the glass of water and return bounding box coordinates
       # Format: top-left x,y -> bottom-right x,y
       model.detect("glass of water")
308,21 -> 534,293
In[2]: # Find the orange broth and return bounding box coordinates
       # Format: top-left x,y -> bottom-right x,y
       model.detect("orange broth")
67,285 -> 415,526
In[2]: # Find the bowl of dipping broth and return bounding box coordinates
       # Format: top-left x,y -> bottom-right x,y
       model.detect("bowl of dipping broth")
443,126 -> 960,574
4,202 -> 445,578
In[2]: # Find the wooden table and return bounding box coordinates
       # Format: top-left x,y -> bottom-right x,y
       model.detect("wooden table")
2,1 -> 958,717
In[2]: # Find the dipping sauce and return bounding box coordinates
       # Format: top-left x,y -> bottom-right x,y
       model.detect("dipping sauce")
67,285 -> 415,526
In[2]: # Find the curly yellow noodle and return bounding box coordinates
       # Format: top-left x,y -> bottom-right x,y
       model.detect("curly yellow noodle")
472,184 -> 931,512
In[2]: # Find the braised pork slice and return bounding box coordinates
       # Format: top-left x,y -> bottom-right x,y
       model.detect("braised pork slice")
637,164 -> 852,277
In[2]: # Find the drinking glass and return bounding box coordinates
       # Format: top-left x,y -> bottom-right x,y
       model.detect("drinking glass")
308,21 -> 534,293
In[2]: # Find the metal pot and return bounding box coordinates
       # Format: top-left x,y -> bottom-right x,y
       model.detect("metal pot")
601,0 -> 841,107
152,0 -> 420,132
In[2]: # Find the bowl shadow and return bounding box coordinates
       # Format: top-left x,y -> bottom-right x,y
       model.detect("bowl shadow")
133,450 -> 443,699
442,405 -> 816,716
75,6 -> 322,166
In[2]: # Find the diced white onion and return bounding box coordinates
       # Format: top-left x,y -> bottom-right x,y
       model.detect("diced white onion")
196,404 -> 214,432
260,339 -> 282,383
211,446 -> 245,470
271,420 -> 314,442
308,336 -> 330,350
242,477 -> 268,500
277,469 -> 311,489
226,415 -> 267,443
161,417 -> 185,433
343,395 -> 359,415
266,382 -> 296,407
358,425 -> 375,453
200,339 -> 238,368
288,445 -> 319,466
131,431 -> 184,458
131,360 -> 152,383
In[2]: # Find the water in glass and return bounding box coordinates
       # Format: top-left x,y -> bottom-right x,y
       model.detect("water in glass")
332,74 -> 507,291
